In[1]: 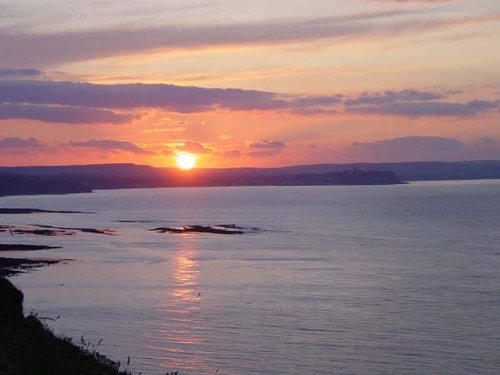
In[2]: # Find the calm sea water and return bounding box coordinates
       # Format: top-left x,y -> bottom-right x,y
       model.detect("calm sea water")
2,181 -> 500,374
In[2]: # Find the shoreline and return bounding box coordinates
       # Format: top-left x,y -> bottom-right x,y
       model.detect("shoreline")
0,257 -> 63,277
0,275 -> 130,375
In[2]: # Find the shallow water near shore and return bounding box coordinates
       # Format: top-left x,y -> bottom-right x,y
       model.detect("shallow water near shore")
2,181 -> 500,374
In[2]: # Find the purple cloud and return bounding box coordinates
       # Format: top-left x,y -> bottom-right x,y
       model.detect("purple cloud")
0,10 -> 493,67
0,103 -> 131,124
344,89 -> 498,117
176,142 -> 212,154
248,140 -> 286,157
249,140 -> 286,150
70,140 -> 150,154
0,68 -> 41,78
347,100 -> 498,117
221,150 -> 242,158
344,89 -> 445,106
289,95 -> 343,107
370,0 -> 453,2
0,80 -> 286,113
0,80 -> 341,115
343,136 -> 500,162
0,80 -> 495,121
0,137 -> 44,148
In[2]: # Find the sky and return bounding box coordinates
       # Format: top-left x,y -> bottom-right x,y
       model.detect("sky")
0,0 -> 499,168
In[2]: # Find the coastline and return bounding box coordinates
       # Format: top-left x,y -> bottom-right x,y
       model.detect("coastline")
0,275 -> 130,375
2,182 -> 499,373
0,206 -> 130,374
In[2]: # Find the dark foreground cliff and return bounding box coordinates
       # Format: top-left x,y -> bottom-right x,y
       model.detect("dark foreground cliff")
0,277 -> 128,375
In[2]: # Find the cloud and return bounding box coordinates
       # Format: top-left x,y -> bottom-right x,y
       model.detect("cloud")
369,0 -> 455,4
342,136 -> 500,162
288,95 -> 344,107
370,0 -> 453,2
249,140 -> 287,150
0,80 -> 287,113
0,137 -> 44,148
0,10 -> 496,66
0,81 -> 495,121
70,140 -> 150,154
162,148 -> 175,156
344,89 -> 499,117
0,103 -> 132,124
218,134 -> 233,141
344,89 -> 445,106
221,150 -> 241,158
0,68 -> 41,78
176,141 -> 212,154
347,100 -> 498,117
287,95 -> 343,116
248,140 -> 286,157
0,80 -> 343,116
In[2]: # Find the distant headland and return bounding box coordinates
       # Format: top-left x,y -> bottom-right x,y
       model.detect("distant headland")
1,160 -> 500,196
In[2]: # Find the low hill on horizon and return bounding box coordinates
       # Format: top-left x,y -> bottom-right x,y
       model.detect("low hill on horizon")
1,160 -> 500,181
2,160 -> 500,197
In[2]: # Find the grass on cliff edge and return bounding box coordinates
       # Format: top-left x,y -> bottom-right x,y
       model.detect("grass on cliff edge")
0,276 -> 130,375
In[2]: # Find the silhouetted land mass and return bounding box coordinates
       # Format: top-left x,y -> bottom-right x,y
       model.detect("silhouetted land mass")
150,224 -> 261,235
0,165 -> 402,196
0,258 -> 62,277
0,244 -> 61,251
2,160 -> 500,196
0,208 -> 90,214
0,226 -> 76,236
0,225 -> 115,237
36,225 -> 116,236
0,173 -> 91,196
0,277 -> 129,374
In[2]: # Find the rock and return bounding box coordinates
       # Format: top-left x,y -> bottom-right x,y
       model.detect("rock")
0,244 -> 62,251
0,208 -> 91,214
0,278 -> 24,323
149,224 -> 260,235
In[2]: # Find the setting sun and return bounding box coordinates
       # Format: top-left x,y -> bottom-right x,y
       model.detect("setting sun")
176,153 -> 196,170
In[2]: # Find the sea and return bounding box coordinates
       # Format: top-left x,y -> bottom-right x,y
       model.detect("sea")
1,180 -> 500,374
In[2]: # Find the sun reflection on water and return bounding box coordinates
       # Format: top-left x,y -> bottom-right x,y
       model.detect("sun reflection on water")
154,240 -> 213,372
171,247 -> 201,303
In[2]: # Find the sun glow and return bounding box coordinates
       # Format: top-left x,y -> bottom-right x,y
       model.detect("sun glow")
176,153 -> 196,170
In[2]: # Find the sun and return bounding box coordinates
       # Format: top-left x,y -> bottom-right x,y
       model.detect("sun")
176,153 -> 196,170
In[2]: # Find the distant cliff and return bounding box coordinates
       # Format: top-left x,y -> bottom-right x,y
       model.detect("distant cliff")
163,168 -> 403,187
3,160 -> 500,182
5,159 -> 500,197
4,159 -> 500,196
0,167 -> 403,196
0,173 -> 92,197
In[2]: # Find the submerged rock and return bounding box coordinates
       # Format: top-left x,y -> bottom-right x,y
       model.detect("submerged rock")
0,224 -> 115,236
0,226 -> 76,236
0,244 -> 61,251
150,224 -> 260,235
0,208 -> 92,214
36,225 -> 115,236
0,257 -> 63,277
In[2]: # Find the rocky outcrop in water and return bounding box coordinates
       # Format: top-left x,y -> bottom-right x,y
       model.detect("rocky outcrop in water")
0,258 -> 63,277
0,208 -> 91,214
0,224 -> 115,236
150,224 -> 261,235
0,244 -> 61,251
